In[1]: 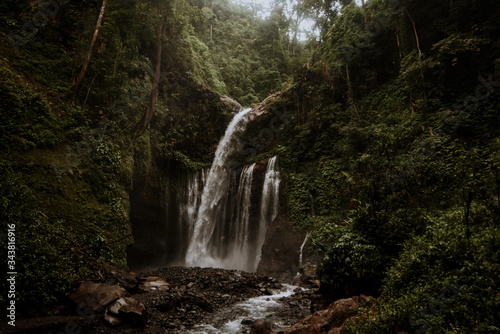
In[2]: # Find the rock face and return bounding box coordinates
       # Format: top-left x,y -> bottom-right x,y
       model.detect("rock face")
274,296 -> 373,334
257,208 -> 306,280
243,93 -> 312,279
221,95 -> 242,113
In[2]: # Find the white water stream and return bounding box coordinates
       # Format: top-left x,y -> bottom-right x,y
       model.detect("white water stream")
188,284 -> 301,334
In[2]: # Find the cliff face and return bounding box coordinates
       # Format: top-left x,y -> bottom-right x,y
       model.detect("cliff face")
257,206 -> 306,279
127,90 -> 307,276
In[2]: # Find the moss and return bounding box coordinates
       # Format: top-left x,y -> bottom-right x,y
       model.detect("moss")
0,59 -> 61,151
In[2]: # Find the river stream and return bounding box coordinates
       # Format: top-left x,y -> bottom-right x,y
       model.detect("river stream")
188,284 -> 303,334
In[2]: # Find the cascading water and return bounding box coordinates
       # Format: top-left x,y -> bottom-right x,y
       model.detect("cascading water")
177,107 -> 281,272
186,107 -> 251,269
298,231 -> 311,267
254,156 -> 280,269
176,169 -> 208,259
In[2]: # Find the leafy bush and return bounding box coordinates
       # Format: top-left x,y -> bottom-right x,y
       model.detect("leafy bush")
312,222 -> 387,298
347,216 -> 500,333
0,62 -> 60,150
0,161 -> 84,312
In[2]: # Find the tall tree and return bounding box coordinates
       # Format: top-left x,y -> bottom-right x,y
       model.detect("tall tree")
131,13 -> 166,145
72,0 -> 108,106
404,0 -> 428,104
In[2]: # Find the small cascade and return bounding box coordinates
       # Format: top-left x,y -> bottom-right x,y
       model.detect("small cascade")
254,156 -> 281,269
298,232 -> 311,267
176,168 -> 208,260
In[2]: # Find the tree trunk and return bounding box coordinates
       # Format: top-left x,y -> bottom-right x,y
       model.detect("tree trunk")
405,4 -> 428,104
396,29 -> 402,61
345,63 -> 359,120
131,16 -> 166,146
72,0 -> 108,106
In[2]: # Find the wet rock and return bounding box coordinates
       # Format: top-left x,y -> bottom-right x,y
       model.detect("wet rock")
257,211 -> 306,280
293,263 -> 319,287
102,263 -> 138,290
70,281 -> 129,311
300,262 -> 316,278
138,276 -> 170,292
252,319 -> 275,334
221,95 -> 242,113
276,296 -> 370,334
104,297 -> 147,327
165,322 -> 177,329
242,318 -> 256,325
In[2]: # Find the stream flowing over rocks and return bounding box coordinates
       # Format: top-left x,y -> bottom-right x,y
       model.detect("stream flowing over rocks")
1,267 -> 314,334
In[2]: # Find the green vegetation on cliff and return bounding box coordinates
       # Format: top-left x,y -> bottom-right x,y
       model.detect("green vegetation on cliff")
0,0 -> 242,312
261,0 -> 500,332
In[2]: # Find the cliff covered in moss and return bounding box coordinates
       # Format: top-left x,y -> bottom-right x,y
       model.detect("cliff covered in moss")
0,0 -> 237,313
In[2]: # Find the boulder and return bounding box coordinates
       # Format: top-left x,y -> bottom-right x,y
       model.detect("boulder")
102,263 -> 138,290
242,318 -> 256,326
69,282 -> 129,311
138,276 -> 170,292
275,296 -> 371,334
300,262 -> 317,278
104,297 -> 147,326
252,319 -> 275,334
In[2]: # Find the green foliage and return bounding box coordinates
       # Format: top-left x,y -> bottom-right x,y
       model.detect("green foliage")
0,61 -> 60,150
286,173 -> 314,230
186,34 -> 228,94
0,161 -> 84,312
92,141 -> 122,174
272,3 -> 500,333
313,222 -> 387,297
347,218 -> 500,333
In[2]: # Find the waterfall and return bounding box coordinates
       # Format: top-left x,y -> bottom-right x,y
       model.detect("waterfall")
254,156 -> 281,269
211,163 -> 256,271
179,107 -> 281,272
185,108 -> 252,270
176,168 -> 208,260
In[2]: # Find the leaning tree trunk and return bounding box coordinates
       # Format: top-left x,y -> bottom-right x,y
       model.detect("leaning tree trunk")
131,16 -> 166,146
72,0 -> 108,106
405,3 -> 428,104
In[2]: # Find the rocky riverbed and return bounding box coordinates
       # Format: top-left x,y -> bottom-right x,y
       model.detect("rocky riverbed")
1,266 -> 313,334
